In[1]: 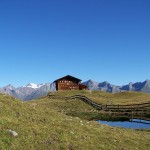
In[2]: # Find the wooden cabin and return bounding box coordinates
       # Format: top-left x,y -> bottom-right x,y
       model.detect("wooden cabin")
54,75 -> 88,91
79,84 -> 88,90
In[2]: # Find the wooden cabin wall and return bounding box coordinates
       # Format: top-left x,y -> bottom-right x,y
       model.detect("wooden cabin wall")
56,79 -> 79,90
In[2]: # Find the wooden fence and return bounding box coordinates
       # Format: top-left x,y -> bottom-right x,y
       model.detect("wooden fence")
48,94 -> 150,112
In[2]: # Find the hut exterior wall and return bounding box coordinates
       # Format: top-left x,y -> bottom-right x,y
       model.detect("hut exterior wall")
55,78 -> 80,91
54,75 -> 87,91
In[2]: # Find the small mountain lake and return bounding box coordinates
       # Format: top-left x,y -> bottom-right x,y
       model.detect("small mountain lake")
97,119 -> 150,129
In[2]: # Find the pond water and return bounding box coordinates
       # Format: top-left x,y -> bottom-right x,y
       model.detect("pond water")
97,119 -> 150,129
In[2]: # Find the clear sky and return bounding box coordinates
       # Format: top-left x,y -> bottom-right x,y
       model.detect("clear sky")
0,0 -> 150,87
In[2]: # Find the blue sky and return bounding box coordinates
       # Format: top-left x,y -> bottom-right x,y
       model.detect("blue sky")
0,0 -> 150,87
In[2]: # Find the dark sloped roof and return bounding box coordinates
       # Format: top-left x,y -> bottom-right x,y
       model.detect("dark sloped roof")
54,75 -> 82,82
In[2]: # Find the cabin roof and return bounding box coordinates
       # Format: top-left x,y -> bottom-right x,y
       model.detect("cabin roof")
54,75 -> 82,82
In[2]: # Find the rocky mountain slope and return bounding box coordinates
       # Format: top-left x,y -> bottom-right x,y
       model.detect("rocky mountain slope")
83,79 -> 150,94
0,79 -> 150,100
0,83 -> 56,101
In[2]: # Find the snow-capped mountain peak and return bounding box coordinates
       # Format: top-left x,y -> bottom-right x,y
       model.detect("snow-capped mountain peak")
24,83 -> 45,89
0,79 -> 150,101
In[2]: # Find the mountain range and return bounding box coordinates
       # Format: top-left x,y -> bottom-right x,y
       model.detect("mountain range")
82,79 -> 150,93
0,83 -> 56,101
0,80 -> 150,100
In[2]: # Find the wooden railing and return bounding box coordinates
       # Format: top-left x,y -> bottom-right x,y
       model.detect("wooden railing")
65,95 -> 102,110
48,94 -> 150,112
101,103 -> 150,111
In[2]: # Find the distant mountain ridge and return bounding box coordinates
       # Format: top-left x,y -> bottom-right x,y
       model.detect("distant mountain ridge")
0,80 -> 150,100
0,83 -> 56,101
82,79 -> 150,94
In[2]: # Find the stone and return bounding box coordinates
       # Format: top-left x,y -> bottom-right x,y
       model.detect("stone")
7,129 -> 18,137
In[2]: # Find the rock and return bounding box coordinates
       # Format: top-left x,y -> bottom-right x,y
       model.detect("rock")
7,129 -> 18,137
70,131 -> 74,134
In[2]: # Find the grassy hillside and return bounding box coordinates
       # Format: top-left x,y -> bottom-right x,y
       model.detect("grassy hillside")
53,90 -> 150,104
30,97 -> 100,120
38,90 -> 150,120
0,93 -> 150,150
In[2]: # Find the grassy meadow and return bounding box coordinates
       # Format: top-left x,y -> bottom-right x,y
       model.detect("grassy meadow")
52,90 -> 150,104
0,91 -> 150,150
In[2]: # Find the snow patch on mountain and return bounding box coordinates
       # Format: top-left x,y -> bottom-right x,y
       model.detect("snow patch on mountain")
0,79 -> 150,101
23,83 -> 45,89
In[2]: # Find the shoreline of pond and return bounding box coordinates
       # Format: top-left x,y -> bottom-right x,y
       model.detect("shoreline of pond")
66,111 -> 150,122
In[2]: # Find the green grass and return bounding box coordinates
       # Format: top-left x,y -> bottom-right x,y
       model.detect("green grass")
48,90 -> 150,120
32,96 -> 130,121
53,90 -> 150,104
0,93 -> 150,150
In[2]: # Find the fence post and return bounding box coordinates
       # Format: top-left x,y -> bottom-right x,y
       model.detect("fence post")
131,109 -> 133,121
